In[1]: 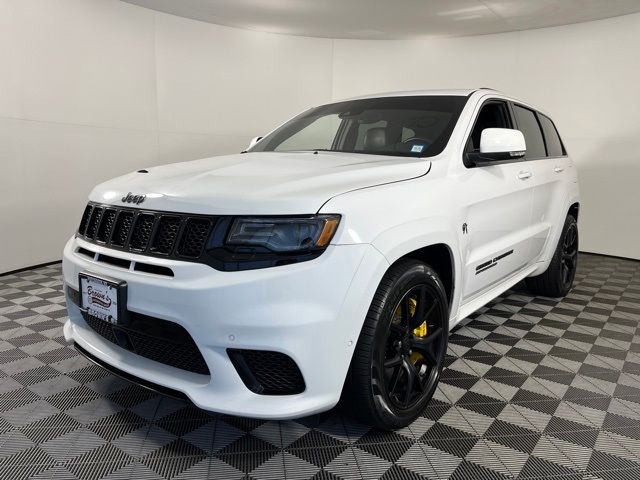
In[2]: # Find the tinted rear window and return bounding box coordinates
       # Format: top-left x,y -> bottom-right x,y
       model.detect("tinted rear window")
538,114 -> 565,157
513,105 -> 546,159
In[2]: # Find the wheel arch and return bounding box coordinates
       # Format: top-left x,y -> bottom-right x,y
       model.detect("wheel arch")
392,244 -> 455,308
568,202 -> 580,221
370,219 -> 461,314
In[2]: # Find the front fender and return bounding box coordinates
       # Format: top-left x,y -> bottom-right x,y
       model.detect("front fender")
370,217 -> 463,321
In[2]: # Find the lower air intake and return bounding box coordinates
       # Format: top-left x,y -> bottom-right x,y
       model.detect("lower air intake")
227,349 -> 305,395
69,287 -> 210,376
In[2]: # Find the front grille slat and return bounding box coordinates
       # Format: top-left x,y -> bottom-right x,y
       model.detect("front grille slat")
96,209 -> 117,243
78,205 -> 93,236
85,207 -> 104,240
150,216 -> 181,255
76,202 -> 216,263
129,213 -> 156,251
177,219 -> 212,258
111,210 -> 134,247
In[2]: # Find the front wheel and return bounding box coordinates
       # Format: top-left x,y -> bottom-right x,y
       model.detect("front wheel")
342,259 -> 448,430
526,214 -> 578,297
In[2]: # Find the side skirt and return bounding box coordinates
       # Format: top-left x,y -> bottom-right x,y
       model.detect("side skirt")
451,263 -> 540,329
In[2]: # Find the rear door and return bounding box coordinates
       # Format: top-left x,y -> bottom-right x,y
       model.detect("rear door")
512,106 -> 572,260
459,99 -> 537,301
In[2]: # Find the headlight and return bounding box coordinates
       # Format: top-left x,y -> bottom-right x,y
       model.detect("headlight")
226,215 -> 340,252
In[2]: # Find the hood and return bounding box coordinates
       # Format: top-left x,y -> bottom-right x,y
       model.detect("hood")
89,151 -> 430,215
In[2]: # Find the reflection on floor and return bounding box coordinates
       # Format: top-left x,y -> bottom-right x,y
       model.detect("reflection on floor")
1,253 -> 639,480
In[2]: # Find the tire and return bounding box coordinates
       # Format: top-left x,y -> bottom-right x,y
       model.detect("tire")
526,214 -> 578,297
342,259 -> 449,430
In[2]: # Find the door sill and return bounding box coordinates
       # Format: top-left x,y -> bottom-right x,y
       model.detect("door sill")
452,263 -> 539,328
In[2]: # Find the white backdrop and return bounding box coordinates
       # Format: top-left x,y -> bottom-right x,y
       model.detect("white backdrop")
0,0 -> 333,272
1,0 -> 638,273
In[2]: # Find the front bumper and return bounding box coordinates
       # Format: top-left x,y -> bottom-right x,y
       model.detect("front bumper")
62,236 -> 388,419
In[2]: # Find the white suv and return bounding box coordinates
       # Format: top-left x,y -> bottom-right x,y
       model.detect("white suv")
62,89 -> 580,429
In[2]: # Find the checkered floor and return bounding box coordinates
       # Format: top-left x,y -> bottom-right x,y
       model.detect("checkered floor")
1,253 -> 640,480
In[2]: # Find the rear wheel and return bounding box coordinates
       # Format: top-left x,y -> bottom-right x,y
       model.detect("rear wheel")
342,259 -> 448,430
526,214 -> 578,297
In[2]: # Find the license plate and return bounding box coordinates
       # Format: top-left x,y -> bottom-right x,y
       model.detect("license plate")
79,272 -> 127,325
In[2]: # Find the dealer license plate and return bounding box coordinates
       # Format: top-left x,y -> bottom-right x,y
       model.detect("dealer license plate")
79,273 -> 126,325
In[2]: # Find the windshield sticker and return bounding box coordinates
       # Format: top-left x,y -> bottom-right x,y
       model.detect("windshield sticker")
411,145 -> 424,153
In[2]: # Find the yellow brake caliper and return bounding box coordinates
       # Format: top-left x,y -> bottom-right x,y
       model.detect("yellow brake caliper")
408,297 -> 427,365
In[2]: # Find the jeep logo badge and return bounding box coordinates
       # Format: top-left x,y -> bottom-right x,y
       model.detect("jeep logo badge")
121,192 -> 146,204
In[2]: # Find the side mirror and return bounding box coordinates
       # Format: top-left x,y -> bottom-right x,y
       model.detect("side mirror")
469,128 -> 526,165
248,136 -> 263,150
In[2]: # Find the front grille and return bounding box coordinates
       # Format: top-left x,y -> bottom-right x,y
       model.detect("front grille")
80,310 -> 210,376
76,202 -> 215,261
228,349 -> 305,395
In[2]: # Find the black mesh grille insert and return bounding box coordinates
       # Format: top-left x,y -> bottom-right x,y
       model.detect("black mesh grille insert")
178,219 -> 211,258
111,211 -> 134,247
130,214 -> 155,251
76,203 -> 217,263
85,207 -> 103,240
96,209 -> 117,243
83,314 -> 118,344
228,349 -> 305,395
150,216 -> 181,255
80,310 -> 209,376
78,205 -> 93,236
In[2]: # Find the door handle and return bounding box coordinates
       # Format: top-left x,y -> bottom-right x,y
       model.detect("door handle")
517,171 -> 532,180
554,167 -> 565,173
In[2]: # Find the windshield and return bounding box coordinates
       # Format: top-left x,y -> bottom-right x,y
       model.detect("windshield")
249,95 -> 468,158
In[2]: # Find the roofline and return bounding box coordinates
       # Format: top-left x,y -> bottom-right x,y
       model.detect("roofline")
326,87 -> 505,104
307,88 -> 556,123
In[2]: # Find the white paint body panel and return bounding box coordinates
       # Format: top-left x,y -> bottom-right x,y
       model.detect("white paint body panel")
62,90 -> 579,418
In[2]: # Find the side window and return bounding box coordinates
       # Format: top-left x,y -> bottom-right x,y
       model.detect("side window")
467,101 -> 511,152
538,114 -> 565,157
513,105 -> 546,159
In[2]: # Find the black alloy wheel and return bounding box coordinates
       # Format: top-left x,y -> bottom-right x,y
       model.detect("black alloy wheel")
561,222 -> 578,288
342,259 -> 449,430
526,214 -> 579,297
382,284 -> 446,411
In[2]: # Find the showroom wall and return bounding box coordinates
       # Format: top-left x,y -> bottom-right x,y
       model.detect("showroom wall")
1,0 -> 638,273
0,0 -> 333,273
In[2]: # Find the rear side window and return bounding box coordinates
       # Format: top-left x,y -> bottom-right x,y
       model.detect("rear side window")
538,114 -> 565,157
513,105 -> 546,159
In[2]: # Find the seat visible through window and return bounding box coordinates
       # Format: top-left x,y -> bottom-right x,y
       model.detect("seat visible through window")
468,102 -> 511,152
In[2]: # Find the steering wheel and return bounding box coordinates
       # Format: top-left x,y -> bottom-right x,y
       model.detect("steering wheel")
402,137 -> 431,146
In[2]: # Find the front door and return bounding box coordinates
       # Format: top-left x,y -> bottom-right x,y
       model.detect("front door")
458,100 -> 537,301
